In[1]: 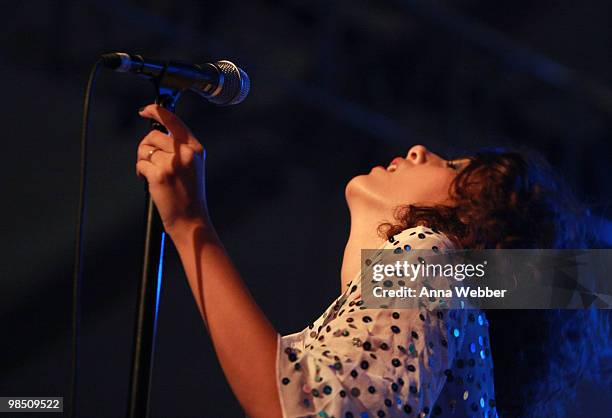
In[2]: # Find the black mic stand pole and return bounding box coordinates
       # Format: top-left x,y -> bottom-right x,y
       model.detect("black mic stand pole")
127,83 -> 182,418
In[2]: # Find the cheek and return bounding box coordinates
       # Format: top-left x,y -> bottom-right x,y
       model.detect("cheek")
390,169 -> 455,205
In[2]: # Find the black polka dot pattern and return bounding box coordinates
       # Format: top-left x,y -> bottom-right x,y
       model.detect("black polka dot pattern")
275,226 -> 498,418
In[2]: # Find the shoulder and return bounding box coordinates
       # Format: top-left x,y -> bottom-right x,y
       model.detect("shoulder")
383,225 -> 455,251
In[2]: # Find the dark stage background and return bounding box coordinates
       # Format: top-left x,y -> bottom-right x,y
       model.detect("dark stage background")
1,1 -> 611,417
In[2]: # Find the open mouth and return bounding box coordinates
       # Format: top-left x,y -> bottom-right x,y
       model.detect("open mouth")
387,157 -> 403,172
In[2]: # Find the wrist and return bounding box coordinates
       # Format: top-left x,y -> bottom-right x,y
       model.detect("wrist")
165,215 -> 215,248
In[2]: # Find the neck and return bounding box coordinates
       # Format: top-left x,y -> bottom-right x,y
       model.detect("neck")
340,208 -> 387,292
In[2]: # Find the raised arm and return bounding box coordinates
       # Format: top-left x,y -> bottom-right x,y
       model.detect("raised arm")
135,104 -> 282,418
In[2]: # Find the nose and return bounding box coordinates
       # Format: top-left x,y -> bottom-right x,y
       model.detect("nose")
406,145 -> 429,164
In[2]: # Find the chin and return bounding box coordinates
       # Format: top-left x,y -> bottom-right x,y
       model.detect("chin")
345,175 -> 361,204
344,174 -> 373,210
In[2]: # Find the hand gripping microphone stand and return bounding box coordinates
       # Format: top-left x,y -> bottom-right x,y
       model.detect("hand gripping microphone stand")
129,86 -> 179,418
98,52 -> 249,418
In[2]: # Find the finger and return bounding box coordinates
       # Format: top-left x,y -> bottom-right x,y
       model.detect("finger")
137,144 -> 172,163
136,159 -> 162,183
140,129 -> 177,153
139,104 -> 205,154
178,143 -> 201,167
139,104 -> 191,141
186,137 -> 204,155
179,141 -> 206,162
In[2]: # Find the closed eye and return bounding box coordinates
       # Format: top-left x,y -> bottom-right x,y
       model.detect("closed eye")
446,158 -> 470,170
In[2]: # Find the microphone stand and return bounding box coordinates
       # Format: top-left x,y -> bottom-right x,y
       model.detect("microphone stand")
127,84 -> 182,418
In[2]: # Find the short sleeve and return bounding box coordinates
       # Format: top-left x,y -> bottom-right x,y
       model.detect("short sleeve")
276,226 -> 467,418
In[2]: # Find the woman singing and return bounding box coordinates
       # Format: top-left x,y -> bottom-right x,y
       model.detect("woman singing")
135,104 -> 608,418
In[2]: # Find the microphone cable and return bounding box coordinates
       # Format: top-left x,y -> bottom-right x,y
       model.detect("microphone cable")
70,58 -> 103,418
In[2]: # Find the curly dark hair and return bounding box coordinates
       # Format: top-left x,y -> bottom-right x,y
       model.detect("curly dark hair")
378,148 -> 611,418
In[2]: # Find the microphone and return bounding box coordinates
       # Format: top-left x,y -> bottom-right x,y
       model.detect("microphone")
100,52 -> 250,106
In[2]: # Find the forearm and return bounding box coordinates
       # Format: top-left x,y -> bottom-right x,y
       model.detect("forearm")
133,105 -> 282,417
168,219 -> 282,418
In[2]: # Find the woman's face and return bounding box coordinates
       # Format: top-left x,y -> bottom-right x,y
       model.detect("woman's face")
346,145 -> 469,213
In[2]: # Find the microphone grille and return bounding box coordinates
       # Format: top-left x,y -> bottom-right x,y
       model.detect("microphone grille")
210,60 -> 250,106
